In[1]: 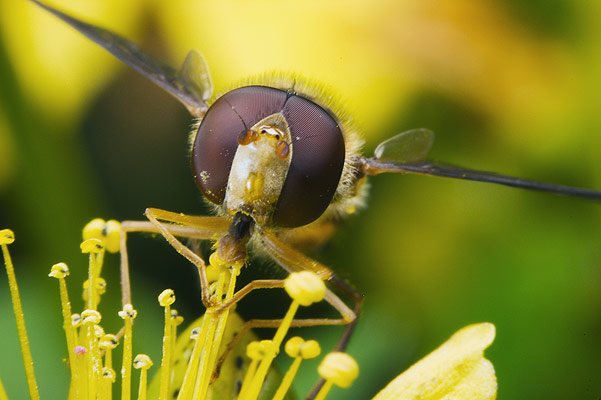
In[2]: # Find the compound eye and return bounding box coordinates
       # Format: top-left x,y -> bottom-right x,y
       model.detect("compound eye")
191,86 -> 287,204
272,95 -> 345,228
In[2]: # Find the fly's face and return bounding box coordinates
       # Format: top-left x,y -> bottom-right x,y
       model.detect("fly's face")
191,86 -> 347,228
224,112 -> 293,222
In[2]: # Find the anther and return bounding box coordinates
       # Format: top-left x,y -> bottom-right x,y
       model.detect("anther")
103,220 -> 121,253
317,352 -> 359,389
81,309 -> 102,325
94,325 -> 105,338
284,271 -> 326,306
83,219 -> 105,241
100,334 -> 119,350
134,354 -> 153,400
0,229 -> 15,245
273,337 -> 321,400
49,262 -> 70,279
71,314 -> 82,327
133,354 -> 153,370
171,309 -> 184,327
80,238 -> 104,254
247,340 -> 277,361
190,327 -> 201,339
158,289 -> 176,306
118,304 -> 137,319
102,367 -> 116,382
285,337 -> 321,359
83,219 -> 121,253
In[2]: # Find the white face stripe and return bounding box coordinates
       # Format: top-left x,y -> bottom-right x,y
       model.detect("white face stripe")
255,124 -> 287,142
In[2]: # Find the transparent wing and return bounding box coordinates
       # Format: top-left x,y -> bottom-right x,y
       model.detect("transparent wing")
362,130 -> 601,202
374,128 -> 434,163
179,50 -> 213,103
29,0 -> 210,117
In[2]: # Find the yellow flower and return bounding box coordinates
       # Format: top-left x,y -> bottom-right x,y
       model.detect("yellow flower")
373,323 -> 496,400
0,220 -> 497,400
1,222 -> 498,400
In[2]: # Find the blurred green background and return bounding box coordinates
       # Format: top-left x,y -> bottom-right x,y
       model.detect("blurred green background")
1,0 -> 601,399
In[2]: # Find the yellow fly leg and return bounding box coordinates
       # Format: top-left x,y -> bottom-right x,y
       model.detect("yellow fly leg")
209,226 -> 356,325
276,218 -> 339,254
258,228 -> 362,327
211,303 -> 354,386
124,208 -> 360,397
209,228 -> 362,385
139,210 -> 299,399
258,227 -> 364,399
214,281 -> 355,327
142,208 -> 350,319
203,273 -> 354,385
124,208 -> 245,399
119,209 -> 230,306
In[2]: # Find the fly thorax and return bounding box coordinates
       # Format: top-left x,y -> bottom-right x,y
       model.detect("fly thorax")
224,113 -> 293,222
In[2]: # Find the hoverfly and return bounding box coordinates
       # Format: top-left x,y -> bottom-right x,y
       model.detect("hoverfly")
28,0 -> 601,397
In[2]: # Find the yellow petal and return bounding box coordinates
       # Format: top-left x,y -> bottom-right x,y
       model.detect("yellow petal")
373,322 -> 497,400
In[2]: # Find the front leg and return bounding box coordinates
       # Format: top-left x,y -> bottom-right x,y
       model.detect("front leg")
258,227 -> 364,346
119,209 -> 230,307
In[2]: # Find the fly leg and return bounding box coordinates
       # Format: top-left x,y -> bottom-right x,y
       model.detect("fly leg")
211,281 -> 358,384
258,228 -> 364,342
119,208 -> 230,307
210,227 -> 362,389
257,227 -> 364,399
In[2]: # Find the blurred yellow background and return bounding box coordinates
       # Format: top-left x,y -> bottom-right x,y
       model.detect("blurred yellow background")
0,0 -> 600,399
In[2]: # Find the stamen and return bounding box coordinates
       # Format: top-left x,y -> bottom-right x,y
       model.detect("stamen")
83,218 -> 121,254
238,340 -> 277,400
244,271 -> 326,400
170,309 -> 184,368
238,341 -> 262,398
195,266 -> 237,398
133,354 -> 153,400
100,367 -> 116,400
82,309 -> 103,399
158,289 -> 176,399
118,304 -> 137,400
83,278 -> 107,306
4,221 -> 368,400
72,313 -> 83,327
273,337 -> 321,400
176,326 -> 204,399
314,352 -> 359,400
95,325 -> 106,339
206,252 -> 225,284
1,229 -> 40,400
82,219 -> 105,241
48,263 -> 80,386
73,344 -> 88,399
99,334 -> 119,371
284,271 -> 326,307
103,220 -> 121,254
81,238 -> 104,310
